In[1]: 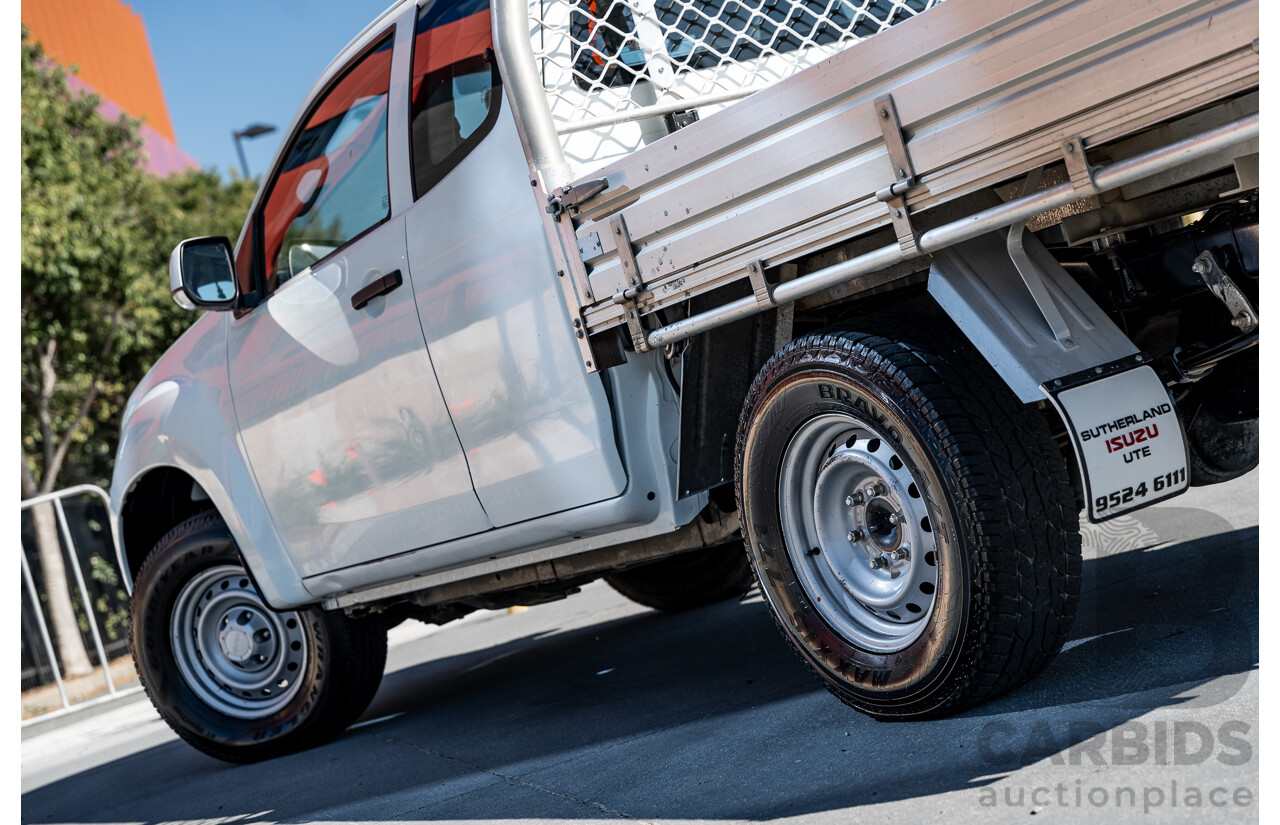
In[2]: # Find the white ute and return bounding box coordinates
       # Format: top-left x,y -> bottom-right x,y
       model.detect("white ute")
114,0 -> 1259,761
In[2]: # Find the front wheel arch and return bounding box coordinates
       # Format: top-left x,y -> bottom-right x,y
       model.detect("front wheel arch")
119,466 -> 213,590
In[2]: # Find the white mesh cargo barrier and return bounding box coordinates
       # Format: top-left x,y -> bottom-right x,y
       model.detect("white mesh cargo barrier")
527,0 -> 945,173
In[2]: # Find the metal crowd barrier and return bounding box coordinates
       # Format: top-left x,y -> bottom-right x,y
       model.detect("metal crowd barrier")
20,484 -> 128,717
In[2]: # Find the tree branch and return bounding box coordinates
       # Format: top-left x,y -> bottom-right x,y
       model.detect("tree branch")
21,448 -> 39,500
42,305 -> 123,493
36,338 -> 57,484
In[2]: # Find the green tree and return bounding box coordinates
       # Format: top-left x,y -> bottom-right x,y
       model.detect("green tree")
21,28 -> 256,677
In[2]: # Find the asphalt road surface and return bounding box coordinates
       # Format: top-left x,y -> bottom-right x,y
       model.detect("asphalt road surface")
21,471 -> 1258,824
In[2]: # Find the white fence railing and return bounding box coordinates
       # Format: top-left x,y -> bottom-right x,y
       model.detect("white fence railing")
20,484 -> 137,720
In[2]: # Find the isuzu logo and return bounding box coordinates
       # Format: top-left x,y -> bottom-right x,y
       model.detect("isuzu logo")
1103,424 -> 1161,455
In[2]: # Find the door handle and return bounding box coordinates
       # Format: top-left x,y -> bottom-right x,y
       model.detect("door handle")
351,270 -> 402,310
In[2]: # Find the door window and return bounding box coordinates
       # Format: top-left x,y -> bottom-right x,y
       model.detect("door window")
258,34 -> 394,294
410,0 -> 501,199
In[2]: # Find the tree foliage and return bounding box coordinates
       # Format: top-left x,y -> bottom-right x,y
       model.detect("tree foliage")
21,28 -> 257,492
22,26 -> 258,679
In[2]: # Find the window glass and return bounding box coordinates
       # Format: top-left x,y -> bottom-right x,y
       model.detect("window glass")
570,1 -> 642,89
410,0 -> 501,199
259,35 -> 394,293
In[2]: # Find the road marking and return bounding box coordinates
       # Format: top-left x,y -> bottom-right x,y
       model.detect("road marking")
1060,627 -> 1133,653
348,712 -> 404,730
459,648 -> 522,674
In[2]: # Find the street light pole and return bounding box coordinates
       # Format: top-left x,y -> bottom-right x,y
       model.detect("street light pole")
232,123 -> 278,178
232,130 -> 251,178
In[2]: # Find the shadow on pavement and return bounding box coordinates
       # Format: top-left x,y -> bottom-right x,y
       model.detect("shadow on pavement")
22,509 -> 1257,824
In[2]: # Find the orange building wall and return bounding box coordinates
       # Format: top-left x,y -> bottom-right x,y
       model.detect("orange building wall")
22,0 -> 176,142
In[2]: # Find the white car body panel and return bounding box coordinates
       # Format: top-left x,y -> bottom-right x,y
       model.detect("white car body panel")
109,315 -> 312,607
226,213 -> 494,577
404,105 -> 627,527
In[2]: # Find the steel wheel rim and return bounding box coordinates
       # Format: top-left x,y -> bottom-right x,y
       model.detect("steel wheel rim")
170,564 -> 309,719
779,412 -> 940,653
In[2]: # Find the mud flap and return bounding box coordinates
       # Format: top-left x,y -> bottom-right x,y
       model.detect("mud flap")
1043,357 -> 1189,522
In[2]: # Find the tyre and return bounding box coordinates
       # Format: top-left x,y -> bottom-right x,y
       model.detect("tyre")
1186,411 -> 1258,486
735,325 -> 1081,719
604,541 -> 754,611
129,511 -> 387,763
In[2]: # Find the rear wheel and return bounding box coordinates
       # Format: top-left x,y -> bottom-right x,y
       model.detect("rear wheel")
129,511 -> 387,762
736,326 -> 1081,719
604,541 -> 754,611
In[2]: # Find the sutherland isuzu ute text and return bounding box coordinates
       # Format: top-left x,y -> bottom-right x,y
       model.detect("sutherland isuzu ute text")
114,0 -> 1259,761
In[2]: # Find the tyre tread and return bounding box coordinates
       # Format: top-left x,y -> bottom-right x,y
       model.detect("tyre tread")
735,319 -> 1081,719
129,511 -> 387,763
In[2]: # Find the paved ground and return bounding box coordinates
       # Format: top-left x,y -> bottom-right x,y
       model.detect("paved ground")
21,472 -> 1258,824
21,656 -> 139,720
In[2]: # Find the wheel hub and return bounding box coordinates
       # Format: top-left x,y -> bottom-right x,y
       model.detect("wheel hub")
781,413 -> 940,652
863,498 -> 903,551
216,607 -> 274,665
218,625 -> 253,662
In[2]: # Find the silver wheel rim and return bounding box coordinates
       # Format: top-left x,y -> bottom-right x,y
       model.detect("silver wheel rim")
170,564 -> 309,719
779,413 -> 940,653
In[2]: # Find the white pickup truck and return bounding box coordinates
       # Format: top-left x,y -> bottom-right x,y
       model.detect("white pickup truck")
115,0 -> 1258,762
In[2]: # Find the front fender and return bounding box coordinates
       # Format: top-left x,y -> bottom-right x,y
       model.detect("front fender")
111,313 -> 314,608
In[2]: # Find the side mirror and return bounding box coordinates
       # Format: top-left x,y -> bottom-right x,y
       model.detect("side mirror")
169,236 -> 238,311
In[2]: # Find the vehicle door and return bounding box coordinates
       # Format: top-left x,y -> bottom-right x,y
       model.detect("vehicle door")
227,19 -> 492,578
402,0 -> 627,528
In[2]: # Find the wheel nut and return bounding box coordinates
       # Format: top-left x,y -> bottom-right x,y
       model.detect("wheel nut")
889,547 -> 910,562
847,529 -> 866,542
868,557 -> 887,570
888,512 -> 903,527
845,493 -> 865,507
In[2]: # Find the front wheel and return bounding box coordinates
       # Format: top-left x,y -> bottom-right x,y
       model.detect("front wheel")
736,326 -> 1081,719
129,511 -> 387,762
